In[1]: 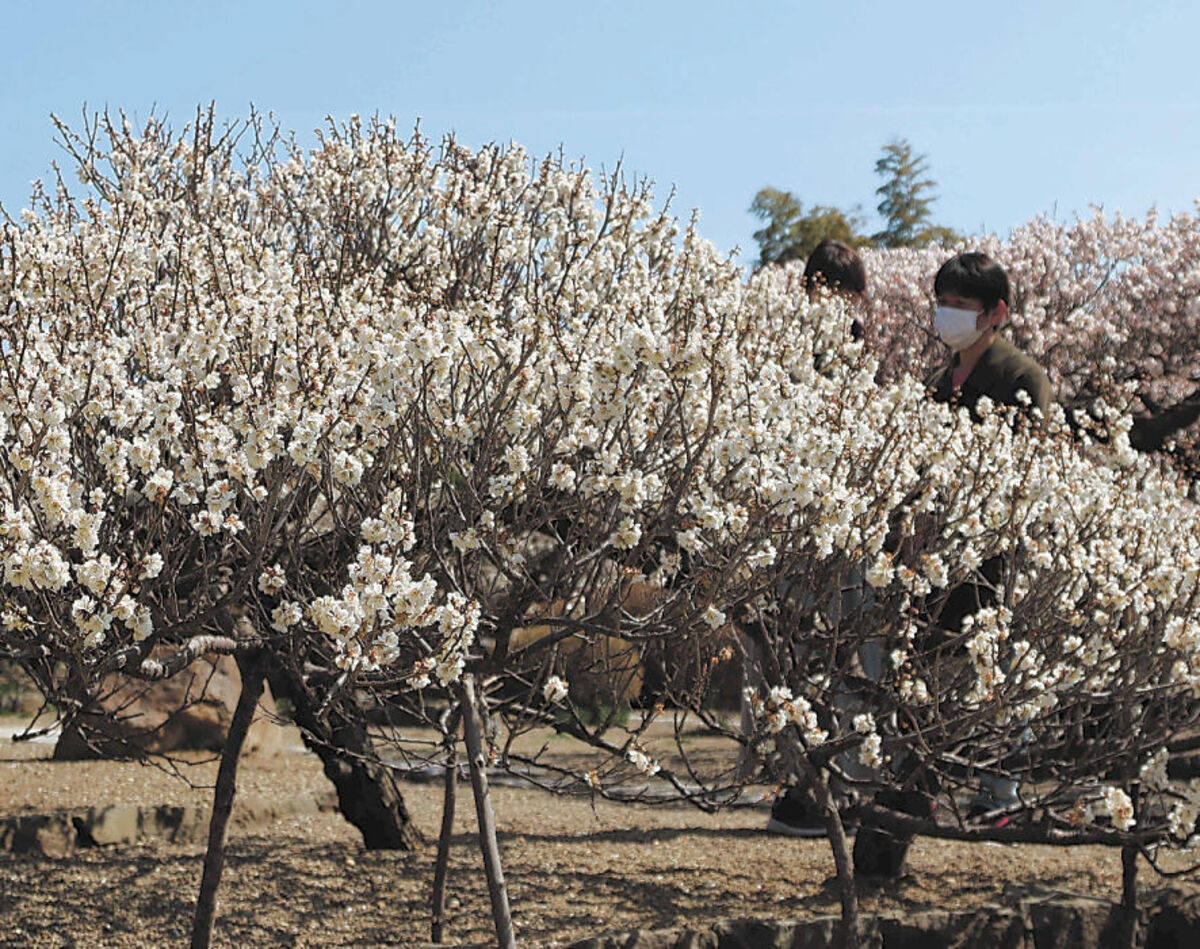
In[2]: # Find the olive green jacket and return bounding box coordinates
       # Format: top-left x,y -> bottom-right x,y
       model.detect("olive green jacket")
927,336 -> 1053,421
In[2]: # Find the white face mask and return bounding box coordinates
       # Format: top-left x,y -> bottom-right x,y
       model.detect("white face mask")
934,305 -> 984,351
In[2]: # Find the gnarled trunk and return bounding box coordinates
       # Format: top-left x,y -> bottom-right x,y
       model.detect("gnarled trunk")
280,668 -> 422,851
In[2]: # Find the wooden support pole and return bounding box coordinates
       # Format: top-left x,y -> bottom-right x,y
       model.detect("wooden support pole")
459,675 -> 517,949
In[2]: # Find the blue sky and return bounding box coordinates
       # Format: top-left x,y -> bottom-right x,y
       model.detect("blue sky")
3,1 -> 1198,262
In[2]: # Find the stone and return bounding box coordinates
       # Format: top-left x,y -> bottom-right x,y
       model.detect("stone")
0,792 -> 328,856
0,814 -> 75,857
563,928 -> 720,949
675,933 -> 721,949
713,916 -> 835,948
1145,886 -> 1200,949
570,902 -> 1153,949
1023,897 -> 1120,949
53,651 -> 285,759
143,804 -> 208,844
878,907 -> 1026,949
853,786 -> 938,883
853,823 -> 913,883
564,930 -> 669,949
82,804 -> 143,846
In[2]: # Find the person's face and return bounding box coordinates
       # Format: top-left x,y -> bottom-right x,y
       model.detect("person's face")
935,292 -> 1005,333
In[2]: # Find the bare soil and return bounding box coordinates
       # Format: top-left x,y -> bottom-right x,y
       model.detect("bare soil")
0,717 -> 1187,948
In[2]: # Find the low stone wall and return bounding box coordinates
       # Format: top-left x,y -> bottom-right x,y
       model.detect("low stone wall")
0,791 -> 337,857
564,888 -> 1200,949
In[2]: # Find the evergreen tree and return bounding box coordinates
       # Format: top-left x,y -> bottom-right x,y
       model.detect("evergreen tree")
872,138 -> 956,248
749,139 -> 958,264
748,187 -> 869,266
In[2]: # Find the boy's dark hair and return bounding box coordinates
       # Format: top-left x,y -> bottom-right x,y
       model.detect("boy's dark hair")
933,252 -> 1010,313
803,239 -> 867,297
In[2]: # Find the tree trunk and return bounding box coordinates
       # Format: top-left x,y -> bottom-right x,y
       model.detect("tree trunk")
801,759 -> 859,949
736,635 -> 764,781
1120,842 -> 1140,949
1119,784 -> 1141,949
281,668 -> 423,851
190,653 -> 263,949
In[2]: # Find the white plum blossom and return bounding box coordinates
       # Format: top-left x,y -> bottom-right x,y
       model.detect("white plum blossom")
1164,617 -> 1200,652
24,542 -> 71,591
409,656 -> 437,690
610,517 -> 642,551
865,552 -> 893,589
852,713 -> 875,734
543,675 -> 569,704
144,468 -> 174,503
76,556 -> 115,597
309,595 -> 362,638
271,601 -> 303,633
757,685 -> 827,746
503,445 -> 530,477
626,747 -> 661,777
898,677 -> 930,704
1101,787 -> 1136,831
71,595 -> 112,647
1168,800 -> 1198,841
858,733 -> 883,770
72,511 -> 103,556
128,604 -> 153,642
450,529 -> 481,554
1139,748 -> 1170,792
257,564 -> 287,595
920,553 -> 949,589
549,461 -> 577,492
139,553 -> 164,580
332,450 -> 364,487
361,518 -> 388,543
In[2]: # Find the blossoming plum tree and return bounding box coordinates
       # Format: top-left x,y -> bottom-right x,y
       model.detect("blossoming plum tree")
0,110 -> 808,944
3,110 -> 1199,948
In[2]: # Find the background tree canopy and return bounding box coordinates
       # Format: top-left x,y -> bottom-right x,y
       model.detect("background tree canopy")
748,189 -> 870,265
750,137 -> 959,266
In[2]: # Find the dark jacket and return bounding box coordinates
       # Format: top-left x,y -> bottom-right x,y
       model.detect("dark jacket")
926,335 -> 1053,421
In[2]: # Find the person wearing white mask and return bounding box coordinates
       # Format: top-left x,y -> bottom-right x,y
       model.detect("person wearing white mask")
913,252 -> 1051,830
927,252 -> 1052,420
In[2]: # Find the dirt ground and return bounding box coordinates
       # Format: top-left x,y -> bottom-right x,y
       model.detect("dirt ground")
0,717 -> 1192,948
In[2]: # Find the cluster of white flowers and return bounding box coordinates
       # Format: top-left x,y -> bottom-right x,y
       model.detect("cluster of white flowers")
748,685 -> 827,746
542,674 -> 569,705
1101,786 -> 1136,831
4,113 -> 1200,850
625,746 -> 661,777
1167,795 -> 1199,842
858,733 -> 884,770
